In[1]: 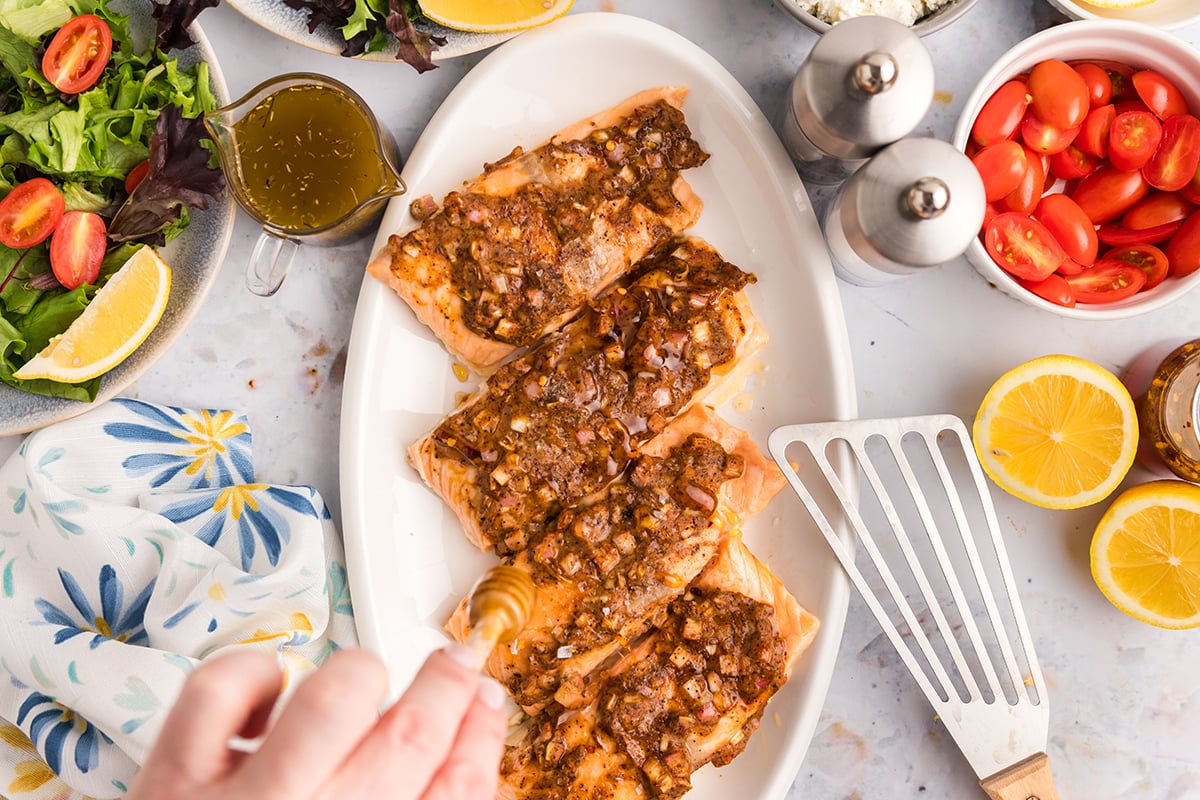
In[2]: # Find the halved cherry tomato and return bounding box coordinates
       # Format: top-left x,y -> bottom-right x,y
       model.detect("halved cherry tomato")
984,212 -> 1067,280
1057,258 -> 1088,276
1069,61 -> 1137,103
0,178 -> 65,249
1114,99 -> 1154,118
1123,192 -> 1196,230
124,160 -> 150,195
1166,213 -> 1200,276
972,80 -> 1031,147
1017,273 -> 1076,307
1021,114 -> 1079,155
1180,167 -> 1200,205
1109,110 -> 1163,172
41,15 -> 113,95
1049,145 -> 1096,181
1064,259 -> 1148,303
1033,192 -> 1099,266
1071,165 -> 1151,224
1076,105 -> 1115,158
999,147 -> 1046,215
1132,70 -> 1189,122
972,140 -> 1028,202
1097,220 -> 1182,246
49,211 -> 106,290
1104,243 -> 1170,289
1029,59 -> 1091,129
1073,63 -> 1113,108
1143,115 -> 1200,192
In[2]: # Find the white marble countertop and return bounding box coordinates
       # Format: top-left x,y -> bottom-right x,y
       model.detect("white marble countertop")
4,1 -> 1200,797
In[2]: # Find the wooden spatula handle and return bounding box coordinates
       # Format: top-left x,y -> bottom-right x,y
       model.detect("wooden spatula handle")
980,752 -> 1060,800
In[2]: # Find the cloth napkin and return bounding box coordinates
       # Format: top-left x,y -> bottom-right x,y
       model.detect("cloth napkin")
0,398 -> 359,799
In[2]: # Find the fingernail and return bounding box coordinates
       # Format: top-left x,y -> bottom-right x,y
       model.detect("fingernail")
477,677 -> 508,711
443,643 -> 477,670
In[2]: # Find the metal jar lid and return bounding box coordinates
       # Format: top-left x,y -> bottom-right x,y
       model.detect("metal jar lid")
789,16 -> 935,161
835,138 -> 986,275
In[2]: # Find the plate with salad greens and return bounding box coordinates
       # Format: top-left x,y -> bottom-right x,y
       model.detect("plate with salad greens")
224,0 -> 515,72
0,0 -> 235,436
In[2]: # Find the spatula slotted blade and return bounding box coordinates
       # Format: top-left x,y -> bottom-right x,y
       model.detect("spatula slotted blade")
768,415 -> 1053,790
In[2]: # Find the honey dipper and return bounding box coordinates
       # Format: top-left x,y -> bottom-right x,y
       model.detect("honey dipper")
464,565 -> 536,669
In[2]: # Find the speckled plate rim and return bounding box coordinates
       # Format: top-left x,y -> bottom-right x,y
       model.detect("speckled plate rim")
0,9 -> 236,437
224,0 -> 516,62
339,12 -> 858,800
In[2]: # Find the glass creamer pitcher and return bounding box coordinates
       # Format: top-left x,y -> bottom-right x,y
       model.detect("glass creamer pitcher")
204,73 -> 406,296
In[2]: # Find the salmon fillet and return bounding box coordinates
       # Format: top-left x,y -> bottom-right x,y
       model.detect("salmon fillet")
445,404 -> 786,713
498,536 -> 819,800
366,87 -> 708,371
409,238 -> 767,557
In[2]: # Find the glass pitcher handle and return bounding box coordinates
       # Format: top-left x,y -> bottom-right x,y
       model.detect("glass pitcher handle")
247,231 -> 299,297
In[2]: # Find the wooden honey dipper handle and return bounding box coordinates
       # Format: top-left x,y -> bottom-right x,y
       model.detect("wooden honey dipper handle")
465,565 -> 536,670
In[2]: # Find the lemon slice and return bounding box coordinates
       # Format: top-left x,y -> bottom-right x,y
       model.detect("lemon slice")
972,354 -> 1138,509
1083,0 -> 1157,9
1091,480 -> 1200,629
14,247 -> 171,384
418,0 -> 573,33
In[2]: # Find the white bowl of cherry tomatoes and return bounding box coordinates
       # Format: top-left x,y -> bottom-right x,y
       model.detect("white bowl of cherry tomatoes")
952,20 -> 1200,318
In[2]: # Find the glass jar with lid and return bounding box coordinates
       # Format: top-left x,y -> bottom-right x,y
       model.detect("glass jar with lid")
1124,339 -> 1200,482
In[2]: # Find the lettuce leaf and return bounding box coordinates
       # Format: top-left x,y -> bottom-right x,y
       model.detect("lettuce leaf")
108,104 -> 223,242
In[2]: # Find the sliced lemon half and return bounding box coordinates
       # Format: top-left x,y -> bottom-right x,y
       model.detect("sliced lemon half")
972,354 -> 1138,509
1091,480 -> 1200,629
14,247 -> 171,384
1082,0 -> 1157,9
418,0 -> 573,33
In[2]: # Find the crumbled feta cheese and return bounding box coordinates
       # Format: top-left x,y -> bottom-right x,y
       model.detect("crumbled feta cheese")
800,0 -> 952,26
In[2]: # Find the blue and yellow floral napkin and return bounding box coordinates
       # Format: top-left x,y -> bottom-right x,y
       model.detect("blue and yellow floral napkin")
0,399 -> 358,799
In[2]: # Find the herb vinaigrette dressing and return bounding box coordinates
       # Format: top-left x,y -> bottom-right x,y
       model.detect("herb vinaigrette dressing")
232,83 -> 388,230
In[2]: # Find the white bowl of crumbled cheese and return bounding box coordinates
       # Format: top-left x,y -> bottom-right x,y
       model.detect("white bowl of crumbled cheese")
779,0 -> 980,36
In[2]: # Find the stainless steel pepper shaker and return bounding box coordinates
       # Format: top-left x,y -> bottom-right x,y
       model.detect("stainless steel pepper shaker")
780,16 -> 935,184
822,137 -> 986,287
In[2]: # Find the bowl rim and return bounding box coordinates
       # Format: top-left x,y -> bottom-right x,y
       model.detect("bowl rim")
776,0 -> 981,37
1043,0 -> 1200,32
951,19 -> 1200,321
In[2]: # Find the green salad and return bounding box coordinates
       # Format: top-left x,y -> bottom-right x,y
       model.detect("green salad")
0,0 -> 224,402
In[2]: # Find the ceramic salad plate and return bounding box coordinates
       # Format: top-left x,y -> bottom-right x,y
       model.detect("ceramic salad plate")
339,12 -> 857,799
0,5 -> 236,437
224,0 -> 515,62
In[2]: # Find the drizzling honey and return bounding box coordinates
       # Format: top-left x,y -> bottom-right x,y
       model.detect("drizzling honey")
231,83 -> 393,231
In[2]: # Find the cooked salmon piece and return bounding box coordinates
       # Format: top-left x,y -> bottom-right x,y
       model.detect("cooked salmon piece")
445,404 -> 786,713
498,536 -> 819,800
366,87 -> 709,371
409,238 -> 767,557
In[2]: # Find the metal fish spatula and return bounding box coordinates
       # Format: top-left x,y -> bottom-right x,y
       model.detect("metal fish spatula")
768,414 -> 1060,800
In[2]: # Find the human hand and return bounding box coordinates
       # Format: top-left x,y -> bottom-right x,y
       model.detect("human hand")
127,646 -> 507,800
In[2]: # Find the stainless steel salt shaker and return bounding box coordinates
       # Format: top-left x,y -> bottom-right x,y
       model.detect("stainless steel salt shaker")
780,16 -> 935,184
822,138 -> 986,287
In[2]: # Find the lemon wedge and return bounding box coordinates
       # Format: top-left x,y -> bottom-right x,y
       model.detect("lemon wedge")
14,246 -> 171,384
417,0 -> 573,33
972,354 -> 1138,509
1091,480 -> 1200,629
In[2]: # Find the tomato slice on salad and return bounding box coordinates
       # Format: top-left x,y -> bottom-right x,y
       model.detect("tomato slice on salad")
42,15 -> 113,94
50,211 -> 107,290
0,178 -> 65,249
